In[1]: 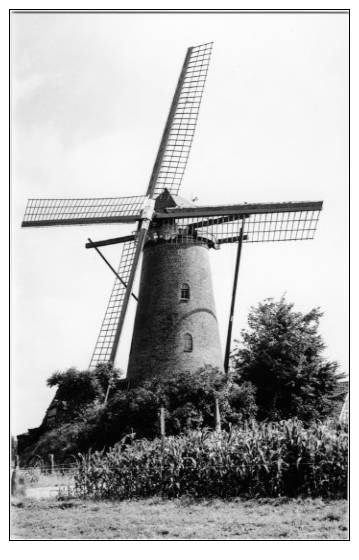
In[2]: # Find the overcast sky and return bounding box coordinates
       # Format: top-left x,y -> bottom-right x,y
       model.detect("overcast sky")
11,11 -> 349,434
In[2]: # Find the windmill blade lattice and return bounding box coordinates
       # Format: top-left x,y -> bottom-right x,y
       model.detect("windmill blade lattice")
194,210 -> 321,243
155,203 -> 322,244
89,239 -> 137,368
148,43 -> 213,198
22,195 -> 146,227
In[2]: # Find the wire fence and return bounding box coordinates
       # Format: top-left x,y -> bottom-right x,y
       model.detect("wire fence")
15,464 -> 78,473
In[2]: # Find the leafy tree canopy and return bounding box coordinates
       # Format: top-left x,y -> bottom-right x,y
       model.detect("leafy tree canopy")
231,297 -> 346,422
46,363 -> 123,420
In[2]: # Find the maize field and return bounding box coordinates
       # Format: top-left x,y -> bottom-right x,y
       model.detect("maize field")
74,419 -> 348,500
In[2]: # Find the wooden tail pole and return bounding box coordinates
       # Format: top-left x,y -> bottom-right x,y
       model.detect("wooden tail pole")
224,219 -> 246,373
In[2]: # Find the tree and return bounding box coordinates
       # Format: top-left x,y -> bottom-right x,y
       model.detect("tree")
46,363 -> 123,422
231,297 -> 346,422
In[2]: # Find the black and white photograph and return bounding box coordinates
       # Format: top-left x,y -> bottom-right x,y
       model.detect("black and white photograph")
10,8 -> 349,541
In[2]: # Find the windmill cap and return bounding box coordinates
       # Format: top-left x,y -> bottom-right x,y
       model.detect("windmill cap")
155,189 -> 197,211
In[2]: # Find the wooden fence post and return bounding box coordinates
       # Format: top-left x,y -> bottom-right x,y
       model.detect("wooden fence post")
160,406 -> 166,452
49,453 -> 54,474
11,436 -> 18,467
11,468 -> 18,497
215,397 -> 221,433
11,436 -> 19,497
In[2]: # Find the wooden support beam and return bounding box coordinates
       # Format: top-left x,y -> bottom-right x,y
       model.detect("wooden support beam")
85,234 -> 135,249
155,200 -> 323,220
217,234 -> 248,245
22,216 -> 141,228
88,239 -> 138,301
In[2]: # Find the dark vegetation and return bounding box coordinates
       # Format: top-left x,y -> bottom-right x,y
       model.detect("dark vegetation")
231,297 -> 347,421
18,298 -> 347,470
75,420 -> 347,500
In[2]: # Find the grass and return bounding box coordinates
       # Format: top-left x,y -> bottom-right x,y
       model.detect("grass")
20,468 -> 75,488
11,497 -> 348,540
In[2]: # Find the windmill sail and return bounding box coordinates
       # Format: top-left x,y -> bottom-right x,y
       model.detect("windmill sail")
155,201 -> 323,243
89,239 -> 137,368
22,196 -> 146,227
147,43 -> 213,198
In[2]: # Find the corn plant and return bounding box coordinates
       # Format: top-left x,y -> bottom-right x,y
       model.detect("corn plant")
74,419 -> 347,500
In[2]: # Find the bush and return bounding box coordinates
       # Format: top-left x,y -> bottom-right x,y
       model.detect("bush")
21,367 -> 256,463
72,367 -> 257,448
74,419 -> 348,500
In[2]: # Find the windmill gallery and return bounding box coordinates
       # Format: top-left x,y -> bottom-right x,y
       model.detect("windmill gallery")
21,43 -> 323,385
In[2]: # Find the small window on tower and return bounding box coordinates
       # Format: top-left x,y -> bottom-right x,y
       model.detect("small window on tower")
181,283 -> 190,301
184,333 -> 193,352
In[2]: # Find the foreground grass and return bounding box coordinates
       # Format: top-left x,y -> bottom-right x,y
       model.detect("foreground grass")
20,469 -> 75,488
11,497 -> 348,540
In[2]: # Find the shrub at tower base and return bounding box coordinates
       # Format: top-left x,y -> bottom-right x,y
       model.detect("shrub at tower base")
19,367 -> 257,463
74,420 -> 348,500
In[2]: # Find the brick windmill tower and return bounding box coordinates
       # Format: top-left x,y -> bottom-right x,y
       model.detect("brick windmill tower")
22,43 -> 322,381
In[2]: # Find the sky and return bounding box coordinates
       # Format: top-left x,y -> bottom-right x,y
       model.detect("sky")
11,11 -> 349,434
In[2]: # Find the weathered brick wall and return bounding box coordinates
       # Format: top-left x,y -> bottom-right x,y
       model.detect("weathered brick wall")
127,241 -> 223,380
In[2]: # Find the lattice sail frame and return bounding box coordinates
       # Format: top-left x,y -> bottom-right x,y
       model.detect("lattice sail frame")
152,200 -> 323,245
22,196 -> 146,227
89,239 -> 137,368
147,43 -> 213,198
171,209 -> 321,244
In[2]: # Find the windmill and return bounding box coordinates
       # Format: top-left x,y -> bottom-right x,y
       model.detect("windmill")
22,43 -> 323,381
